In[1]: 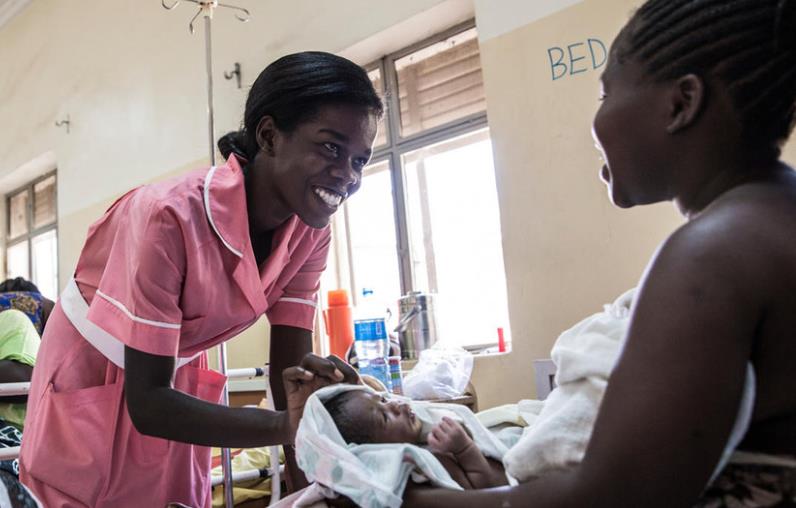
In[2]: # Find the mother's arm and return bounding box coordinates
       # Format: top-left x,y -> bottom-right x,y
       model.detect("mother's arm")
0,360 -> 33,404
406,218 -> 764,507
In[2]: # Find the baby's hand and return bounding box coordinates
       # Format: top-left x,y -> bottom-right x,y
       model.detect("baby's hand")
427,417 -> 474,456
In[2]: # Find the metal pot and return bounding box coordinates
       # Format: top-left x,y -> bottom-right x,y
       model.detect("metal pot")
394,291 -> 439,360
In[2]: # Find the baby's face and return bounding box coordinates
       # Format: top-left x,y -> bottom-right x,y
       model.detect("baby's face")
344,391 -> 423,444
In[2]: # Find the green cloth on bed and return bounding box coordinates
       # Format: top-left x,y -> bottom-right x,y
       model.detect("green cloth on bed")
0,309 -> 40,429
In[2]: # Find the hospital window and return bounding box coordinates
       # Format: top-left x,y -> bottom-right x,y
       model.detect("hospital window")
330,22 -> 511,350
5,172 -> 58,300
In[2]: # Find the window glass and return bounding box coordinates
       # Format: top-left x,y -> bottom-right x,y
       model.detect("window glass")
5,173 -> 58,294
32,230 -> 58,299
337,25 -> 510,351
395,27 -> 485,137
367,68 -> 389,149
34,175 -> 57,229
8,191 -> 28,239
402,129 -> 510,346
344,159 -> 402,309
6,241 -> 29,281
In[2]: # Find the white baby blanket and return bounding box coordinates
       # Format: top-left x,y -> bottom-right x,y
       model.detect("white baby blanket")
498,288 -> 635,482
294,384 -> 508,508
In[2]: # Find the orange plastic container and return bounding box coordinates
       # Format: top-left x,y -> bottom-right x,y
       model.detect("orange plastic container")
323,289 -> 355,359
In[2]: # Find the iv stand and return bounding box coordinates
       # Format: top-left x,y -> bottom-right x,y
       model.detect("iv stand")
161,2 -> 250,508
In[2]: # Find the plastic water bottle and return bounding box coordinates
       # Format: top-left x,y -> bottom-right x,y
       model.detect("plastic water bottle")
354,289 -> 392,391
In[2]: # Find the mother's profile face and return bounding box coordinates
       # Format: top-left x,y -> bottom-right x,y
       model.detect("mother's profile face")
592,55 -> 674,209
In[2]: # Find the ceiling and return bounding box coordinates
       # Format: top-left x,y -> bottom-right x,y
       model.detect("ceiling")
0,0 -> 32,31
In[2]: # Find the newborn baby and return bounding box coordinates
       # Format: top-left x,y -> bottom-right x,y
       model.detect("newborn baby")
323,389 -> 507,489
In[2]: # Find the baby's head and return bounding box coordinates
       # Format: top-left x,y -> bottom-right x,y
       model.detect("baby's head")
323,388 -> 423,445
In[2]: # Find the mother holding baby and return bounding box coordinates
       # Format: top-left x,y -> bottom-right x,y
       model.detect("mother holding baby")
407,0 -> 796,506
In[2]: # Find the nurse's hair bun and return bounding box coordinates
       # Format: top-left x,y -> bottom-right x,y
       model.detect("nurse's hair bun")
217,130 -> 251,161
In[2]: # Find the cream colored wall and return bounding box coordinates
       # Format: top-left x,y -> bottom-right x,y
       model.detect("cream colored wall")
466,0 -> 796,409
0,0 -> 459,371
0,0 -> 458,217
3,0 -> 795,407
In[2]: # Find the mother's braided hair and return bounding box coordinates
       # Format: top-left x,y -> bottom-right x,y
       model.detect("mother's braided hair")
616,0 -> 796,158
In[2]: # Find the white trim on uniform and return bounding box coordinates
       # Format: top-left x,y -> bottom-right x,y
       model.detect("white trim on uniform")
278,297 -> 318,308
96,290 -> 182,329
61,278 -> 200,370
203,166 -> 244,258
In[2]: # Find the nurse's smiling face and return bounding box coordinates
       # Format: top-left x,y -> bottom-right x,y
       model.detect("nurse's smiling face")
250,103 -> 377,230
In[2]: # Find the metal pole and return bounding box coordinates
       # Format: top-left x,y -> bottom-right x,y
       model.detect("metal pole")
218,342 -> 235,508
204,13 -> 216,167
162,3 -> 250,507
202,11 -> 232,508
0,382 -> 29,397
227,366 -> 266,379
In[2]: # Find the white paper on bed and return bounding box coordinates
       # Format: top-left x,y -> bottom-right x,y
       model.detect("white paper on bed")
498,288 -> 635,482
294,384 -> 508,508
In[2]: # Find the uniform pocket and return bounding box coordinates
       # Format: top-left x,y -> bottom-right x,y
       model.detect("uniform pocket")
172,363 -> 226,504
21,381 -> 123,506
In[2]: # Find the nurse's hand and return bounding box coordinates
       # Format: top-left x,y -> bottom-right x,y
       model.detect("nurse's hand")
325,354 -> 361,385
282,353 -> 350,437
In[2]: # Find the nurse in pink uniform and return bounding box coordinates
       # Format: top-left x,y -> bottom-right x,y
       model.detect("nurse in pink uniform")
19,51 -> 382,508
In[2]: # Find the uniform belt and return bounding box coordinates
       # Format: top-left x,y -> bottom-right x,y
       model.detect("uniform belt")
60,277 -> 200,369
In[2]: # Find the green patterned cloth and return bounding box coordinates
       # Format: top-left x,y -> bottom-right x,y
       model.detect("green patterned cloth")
0,292 -> 45,335
0,309 -> 40,430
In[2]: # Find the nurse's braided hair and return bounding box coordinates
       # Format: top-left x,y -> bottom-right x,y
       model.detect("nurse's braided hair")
615,0 -> 796,159
218,52 -> 383,162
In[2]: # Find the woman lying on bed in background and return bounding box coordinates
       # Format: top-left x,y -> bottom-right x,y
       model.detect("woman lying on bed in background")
405,0 -> 796,506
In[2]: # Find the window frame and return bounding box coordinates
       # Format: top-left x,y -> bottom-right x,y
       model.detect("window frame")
5,170 -> 58,283
359,19 -> 489,300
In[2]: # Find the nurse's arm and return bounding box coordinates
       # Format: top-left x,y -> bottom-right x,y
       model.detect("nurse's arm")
268,325 -> 313,415
269,324 -> 360,413
268,325 -> 359,491
269,325 -> 313,492
124,345 -> 339,448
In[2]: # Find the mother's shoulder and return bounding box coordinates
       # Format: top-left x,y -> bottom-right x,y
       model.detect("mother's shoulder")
655,177 -> 796,292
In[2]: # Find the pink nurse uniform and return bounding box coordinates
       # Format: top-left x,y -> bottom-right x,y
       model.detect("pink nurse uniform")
19,154 -> 330,508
